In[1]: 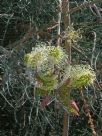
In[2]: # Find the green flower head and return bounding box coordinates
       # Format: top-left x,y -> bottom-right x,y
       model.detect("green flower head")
70,65 -> 96,88
24,45 -> 47,68
24,43 -> 71,95
64,26 -> 82,43
48,46 -> 64,64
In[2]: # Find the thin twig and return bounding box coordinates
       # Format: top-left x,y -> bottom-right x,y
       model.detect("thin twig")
72,45 -> 90,63
0,92 -> 14,109
94,51 -> 100,70
91,32 -> 97,67
68,0 -> 102,14
0,13 -> 14,17
80,89 -> 97,136
90,4 -> 102,19
57,0 -> 62,46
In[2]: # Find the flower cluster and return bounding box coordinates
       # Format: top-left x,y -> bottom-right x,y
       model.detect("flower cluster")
24,45 -> 47,68
64,26 -> 82,43
24,43 -> 70,93
70,65 -> 96,88
24,43 -> 96,96
24,44 -> 96,114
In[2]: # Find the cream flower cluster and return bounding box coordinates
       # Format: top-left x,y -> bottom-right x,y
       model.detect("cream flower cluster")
64,26 -> 82,43
70,65 -> 96,88
24,44 -> 96,95
24,44 -> 69,93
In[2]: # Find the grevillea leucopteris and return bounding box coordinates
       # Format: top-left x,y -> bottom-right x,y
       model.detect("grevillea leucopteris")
24,43 -> 96,113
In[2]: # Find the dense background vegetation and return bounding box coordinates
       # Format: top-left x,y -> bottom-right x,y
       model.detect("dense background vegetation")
0,0 -> 102,136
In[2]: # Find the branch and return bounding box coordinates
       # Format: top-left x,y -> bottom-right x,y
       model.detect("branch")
80,89 -> 97,136
91,32 -> 97,67
90,4 -> 102,21
57,0 -> 62,46
62,0 -> 71,136
68,0 -> 102,14
72,45 -> 90,63
0,13 -> 13,17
